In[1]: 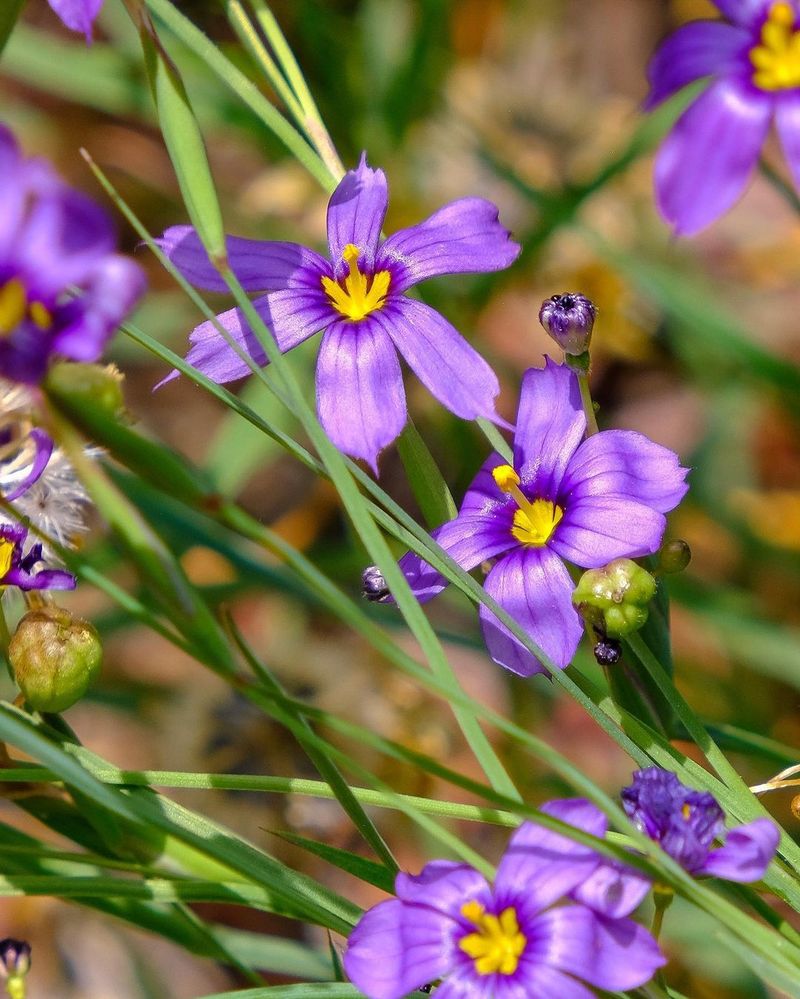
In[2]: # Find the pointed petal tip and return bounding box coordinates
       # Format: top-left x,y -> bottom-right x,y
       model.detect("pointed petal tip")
153,369 -> 180,391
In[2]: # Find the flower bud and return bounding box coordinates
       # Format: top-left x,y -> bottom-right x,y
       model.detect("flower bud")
361,565 -> 389,602
44,361 -> 126,420
572,558 -> 657,639
0,939 -> 30,981
656,539 -> 691,575
593,637 -> 622,666
538,293 -> 597,356
10,607 -> 102,713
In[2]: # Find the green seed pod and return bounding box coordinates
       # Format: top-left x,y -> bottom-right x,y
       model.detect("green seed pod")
656,539 -> 692,575
572,558 -> 657,639
45,361 -> 126,420
10,607 -> 102,713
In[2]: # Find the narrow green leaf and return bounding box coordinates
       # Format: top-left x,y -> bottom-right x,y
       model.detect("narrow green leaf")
272,831 -> 395,893
0,0 -> 26,56
396,420 -> 457,528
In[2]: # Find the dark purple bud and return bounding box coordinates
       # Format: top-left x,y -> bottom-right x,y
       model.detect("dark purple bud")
594,638 -> 621,666
0,938 -> 30,980
361,565 -> 389,602
539,292 -> 597,356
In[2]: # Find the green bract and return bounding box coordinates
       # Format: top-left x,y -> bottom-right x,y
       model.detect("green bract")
572,558 -> 657,639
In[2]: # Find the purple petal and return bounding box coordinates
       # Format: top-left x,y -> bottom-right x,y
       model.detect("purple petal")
644,21 -> 749,110
47,0 -> 103,40
316,318 -> 405,472
375,197 -> 520,293
502,967 -> 595,999
158,287 -> 327,387
397,514 -> 516,603
561,430 -> 689,514
654,77 -> 772,236
459,454 -> 514,517
712,0 -> 772,27
496,802 -> 607,910
395,860 -> 491,917
53,256 -> 146,362
3,429 -> 54,502
700,819 -> 780,882
552,496 -> 666,569
376,298 -> 501,422
478,546 -> 584,677
0,126 -> 24,258
533,907 -> 665,991
5,566 -> 76,591
344,898 -> 453,999
16,184 -> 116,296
775,92 -> 800,195
572,859 -> 651,919
156,225 -> 329,293
327,153 -> 388,276
513,359 -> 585,498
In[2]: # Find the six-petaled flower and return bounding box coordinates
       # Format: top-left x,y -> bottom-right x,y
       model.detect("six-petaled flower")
344,798 -> 664,999
394,359 -> 688,676
157,154 -> 519,471
622,767 -> 780,882
646,0 -> 800,234
0,124 -> 145,384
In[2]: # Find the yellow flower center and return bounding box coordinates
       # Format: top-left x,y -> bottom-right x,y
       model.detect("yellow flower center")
750,2 -> 800,90
492,463 -> 564,547
321,244 -> 391,322
0,279 -> 53,338
458,900 -> 527,976
0,539 -> 15,580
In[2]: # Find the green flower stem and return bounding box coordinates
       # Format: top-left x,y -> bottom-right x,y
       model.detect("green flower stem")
578,371 -> 599,436
0,0 -> 25,56
759,159 -> 800,217
396,420 -> 458,528
476,417 -> 513,462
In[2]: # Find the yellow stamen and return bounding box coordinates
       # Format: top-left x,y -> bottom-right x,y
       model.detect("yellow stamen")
0,280 -> 27,336
0,539 -> 15,579
681,803 -> 692,821
29,301 -> 52,331
458,901 -> 527,976
321,244 -> 391,321
492,463 -> 563,547
750,2 -> 800,90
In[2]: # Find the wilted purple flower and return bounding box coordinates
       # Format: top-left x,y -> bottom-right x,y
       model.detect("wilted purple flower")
395,359 -> 688,676
646,1 -> 800,234
46,0 -> 103,42
0,524 -> 75,591
157,154 -> 519,471
622,767 -> 779,881
344,798 -> 664,999
0,124 -> 145,384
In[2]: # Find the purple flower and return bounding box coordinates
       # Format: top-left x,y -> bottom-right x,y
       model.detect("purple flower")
46,0 -> 103,42
395,359 -> 688,676
622,767 -> 780,881
0,524 -> 75,591
157,155 -> 520,472
646,1 -> 800,234
344,798 -> 664,999
0,125 -> 145,384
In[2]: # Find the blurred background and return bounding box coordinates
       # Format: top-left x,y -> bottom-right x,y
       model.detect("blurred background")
1,0 -> 800,995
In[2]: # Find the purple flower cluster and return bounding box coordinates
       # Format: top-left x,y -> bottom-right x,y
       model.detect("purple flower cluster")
622,767 -> 780,881
0,124 -> 145,384
158,155 -> 519,471
395,359 -> 688,676
647,0 -> 800,234
345,797 -> 664,999
46,0 -> 103,42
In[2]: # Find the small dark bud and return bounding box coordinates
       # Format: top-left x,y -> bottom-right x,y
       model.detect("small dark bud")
539,292 -> 597,356
361,565 -> 389,602
656,539 -> 692,575
594,638 -> 622,666
10,607 -> 102,713
573,558 -> 657,638
0,939 -> 30,980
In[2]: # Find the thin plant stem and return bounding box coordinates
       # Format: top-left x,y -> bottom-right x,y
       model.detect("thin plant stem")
578,371 -> 599,436
760,158 -> 800,216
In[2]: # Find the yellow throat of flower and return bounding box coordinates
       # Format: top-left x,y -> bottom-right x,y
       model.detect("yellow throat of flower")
750,2 -> 800,90
0,538 -> 15,580
0,279 -> 53,337
458,900 -> 527,976
321,244 -> 391,322
492,463 -> 563,547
